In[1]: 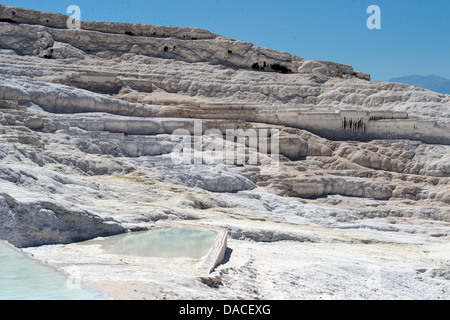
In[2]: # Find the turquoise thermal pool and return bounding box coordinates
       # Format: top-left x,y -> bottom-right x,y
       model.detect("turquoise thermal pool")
0,227 -> 220,299
0,241 -> 107,300
94,227 -> 218,259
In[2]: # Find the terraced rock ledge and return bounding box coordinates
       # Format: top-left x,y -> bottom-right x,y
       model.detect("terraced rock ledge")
0,5 -> 449,299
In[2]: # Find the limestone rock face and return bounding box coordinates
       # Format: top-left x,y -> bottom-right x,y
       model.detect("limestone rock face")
1,5 -> 449,300
0,192 -> 126,247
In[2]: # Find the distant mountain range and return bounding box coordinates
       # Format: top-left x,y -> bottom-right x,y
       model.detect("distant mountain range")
390,75 -> 450,95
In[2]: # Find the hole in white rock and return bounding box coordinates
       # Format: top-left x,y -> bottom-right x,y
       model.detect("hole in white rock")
95,228 -> 217,259
0,241 -> 107,300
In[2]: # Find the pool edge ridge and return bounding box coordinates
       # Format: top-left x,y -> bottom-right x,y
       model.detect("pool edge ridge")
156,221 -> 228,275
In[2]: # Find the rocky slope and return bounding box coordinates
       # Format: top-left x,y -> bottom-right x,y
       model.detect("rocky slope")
0,5 -> 449,300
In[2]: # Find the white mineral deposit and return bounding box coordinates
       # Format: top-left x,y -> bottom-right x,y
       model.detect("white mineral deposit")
0,4 -> 449,300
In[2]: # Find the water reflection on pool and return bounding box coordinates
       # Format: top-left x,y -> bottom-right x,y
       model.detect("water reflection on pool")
94,228 -> 217,259
0,241 -> 108,300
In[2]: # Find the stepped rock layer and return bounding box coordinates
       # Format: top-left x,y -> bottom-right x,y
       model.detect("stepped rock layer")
0,5 -> 449,300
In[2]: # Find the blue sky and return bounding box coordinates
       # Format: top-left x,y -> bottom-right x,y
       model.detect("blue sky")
2,0 -> 449,81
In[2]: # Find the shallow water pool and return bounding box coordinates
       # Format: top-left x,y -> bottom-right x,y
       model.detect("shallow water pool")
0,241 -> 107,300
95,227 -> 217,259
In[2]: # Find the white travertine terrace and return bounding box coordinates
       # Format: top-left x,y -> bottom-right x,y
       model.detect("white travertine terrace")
1,5 -> 449,299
